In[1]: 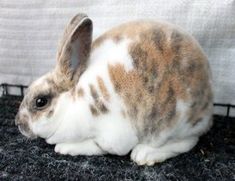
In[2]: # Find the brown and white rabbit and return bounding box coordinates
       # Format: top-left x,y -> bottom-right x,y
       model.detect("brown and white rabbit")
15,13 -> 213,166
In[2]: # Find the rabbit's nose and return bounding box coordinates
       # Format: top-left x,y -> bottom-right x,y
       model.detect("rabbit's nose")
15,113 -> 20,126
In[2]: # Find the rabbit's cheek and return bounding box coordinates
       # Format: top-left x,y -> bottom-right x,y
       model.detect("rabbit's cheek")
31,115 -> 58,139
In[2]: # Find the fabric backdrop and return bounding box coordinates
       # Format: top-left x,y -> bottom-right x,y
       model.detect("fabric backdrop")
0,0 -> 235,115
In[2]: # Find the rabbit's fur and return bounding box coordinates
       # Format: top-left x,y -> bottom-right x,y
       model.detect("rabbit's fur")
15,14 -> 213,165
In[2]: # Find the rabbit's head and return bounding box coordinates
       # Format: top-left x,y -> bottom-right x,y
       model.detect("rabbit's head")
15,14 -> 92,139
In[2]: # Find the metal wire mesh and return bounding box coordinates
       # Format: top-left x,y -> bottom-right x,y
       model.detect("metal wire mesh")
1,83 -> 234,117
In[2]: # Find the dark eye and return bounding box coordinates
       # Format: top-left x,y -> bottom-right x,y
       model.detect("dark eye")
35,97 -> 48,108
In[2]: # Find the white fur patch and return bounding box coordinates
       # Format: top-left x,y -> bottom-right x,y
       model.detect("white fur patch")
88,38 -> 134,71
44,92 -> 94,144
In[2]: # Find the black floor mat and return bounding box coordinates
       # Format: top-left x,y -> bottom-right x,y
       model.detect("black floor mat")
0,96 -> 234,181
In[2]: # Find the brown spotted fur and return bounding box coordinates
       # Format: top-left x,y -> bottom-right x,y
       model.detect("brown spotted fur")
77,87 -> 84,97
91,21 -> 213,137
97,76 -> 110,101
89,84 -> 109,115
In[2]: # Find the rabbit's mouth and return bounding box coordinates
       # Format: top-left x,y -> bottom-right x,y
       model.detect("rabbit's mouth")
17,123 -> 37,139
15,112 -> 37,139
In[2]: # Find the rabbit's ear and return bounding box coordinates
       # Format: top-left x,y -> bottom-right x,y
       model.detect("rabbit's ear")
55,13 -> 92,85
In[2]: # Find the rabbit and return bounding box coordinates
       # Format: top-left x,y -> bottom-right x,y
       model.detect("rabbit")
15,13 -> 213,166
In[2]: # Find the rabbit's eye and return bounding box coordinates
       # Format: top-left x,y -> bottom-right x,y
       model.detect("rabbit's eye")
35,97 -> 48,108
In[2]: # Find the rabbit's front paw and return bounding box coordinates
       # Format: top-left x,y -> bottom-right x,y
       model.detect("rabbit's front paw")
55,140 -> 105,156
55,143 -> 78,156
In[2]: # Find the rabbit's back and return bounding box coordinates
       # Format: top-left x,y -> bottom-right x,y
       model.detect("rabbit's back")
88,21 -> 213,138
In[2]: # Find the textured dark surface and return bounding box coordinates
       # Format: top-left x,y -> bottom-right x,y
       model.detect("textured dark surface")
0,96 -> 234,181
